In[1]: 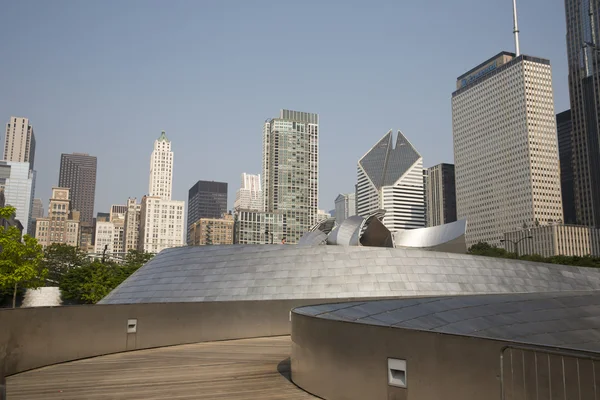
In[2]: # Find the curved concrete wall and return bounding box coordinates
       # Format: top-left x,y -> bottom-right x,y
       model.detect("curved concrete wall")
0,298 -> 332,379
290,310 -> 599,400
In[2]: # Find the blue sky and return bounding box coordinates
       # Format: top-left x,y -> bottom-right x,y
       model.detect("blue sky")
0,0 -> 569,215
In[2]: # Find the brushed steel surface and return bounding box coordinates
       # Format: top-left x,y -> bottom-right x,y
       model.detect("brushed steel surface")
100,244 -> 600,304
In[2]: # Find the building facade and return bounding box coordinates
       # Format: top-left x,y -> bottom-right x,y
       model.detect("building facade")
58,153 -> 97,225
187,180 -> 228,245
31,198 -> 43,219
356,130 -> 425,231
234,173 -> 262,212
557,110 -> 577,224
564,0 -> 600,228
94,221 -> 115,254
452,52 -> 564,246
425,163 -> 457,227
110,204 -> 126,255
79,224 -> 94,253
316,209 -> 331,223
139,196 -> 185,253
334,193 -> 356,226
504,224 -> 600,257
124,198 -> 141,252
35,187 -> 80,248
149,131 -> 173,200
263,109 -> 318,243
4,116 -> 35,170
234,210 -> 285,244
138,131 -> 184,253
189,214 -> 234,246
0,161 -> 36,235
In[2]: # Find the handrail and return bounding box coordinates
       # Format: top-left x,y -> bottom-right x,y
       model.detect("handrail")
500,344 -> 600,400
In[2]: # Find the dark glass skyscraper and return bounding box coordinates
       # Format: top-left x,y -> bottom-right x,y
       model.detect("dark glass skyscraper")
565,0 -> 600,227
187,180 -> 228,244
557,110 -> 577,224
58,153 -> 97,225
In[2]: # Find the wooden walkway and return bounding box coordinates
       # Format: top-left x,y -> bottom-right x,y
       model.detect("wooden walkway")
7,336 -> 316,400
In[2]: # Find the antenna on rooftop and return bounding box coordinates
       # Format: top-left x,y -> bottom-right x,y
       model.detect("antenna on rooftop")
512,0 -> 521,56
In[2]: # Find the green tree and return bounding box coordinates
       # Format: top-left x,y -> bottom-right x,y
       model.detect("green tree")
42,243 -> 88,285
124,249 -> 154,269
59,250 -> 152,304
0,206 -> 46,308
468,242 -> 513,258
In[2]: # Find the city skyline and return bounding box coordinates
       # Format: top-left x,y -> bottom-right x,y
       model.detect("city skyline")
0,1 -> 570,216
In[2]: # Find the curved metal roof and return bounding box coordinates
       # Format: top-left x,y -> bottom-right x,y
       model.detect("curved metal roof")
100,245 -> 600,304
293,291 -> 600,353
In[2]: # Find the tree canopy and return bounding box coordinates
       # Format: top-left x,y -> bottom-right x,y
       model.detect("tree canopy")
59,249 -> 154,304
468,241 -> 600,268
0,206 -> 46,308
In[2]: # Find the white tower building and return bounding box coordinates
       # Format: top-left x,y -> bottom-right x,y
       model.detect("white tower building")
138,131 -> 185,253
149,131 -> 173,200
356,130 -> 425,231
234,173 -> 263,212
452,52 -> 563,246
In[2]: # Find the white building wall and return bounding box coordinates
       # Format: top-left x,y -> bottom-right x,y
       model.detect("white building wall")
139,196 -> 185,253
95,221 -> 115,254
452,55 -> 563,247
234,173 -> 263,212
381,159 -> 425,231
356,167 -> 380,218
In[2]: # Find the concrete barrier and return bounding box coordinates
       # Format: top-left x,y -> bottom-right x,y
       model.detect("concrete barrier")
0,299 -> 332,379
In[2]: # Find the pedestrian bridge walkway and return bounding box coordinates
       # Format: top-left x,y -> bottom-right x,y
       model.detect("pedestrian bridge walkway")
7,336 -> 314,400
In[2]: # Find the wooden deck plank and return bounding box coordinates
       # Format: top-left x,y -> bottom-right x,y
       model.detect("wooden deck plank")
7,336 -> 315,400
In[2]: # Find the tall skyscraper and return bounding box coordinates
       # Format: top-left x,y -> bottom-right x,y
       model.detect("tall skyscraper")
425,163 -> 457,227
564,0 -> 600,227
32,198 -> 44,219
356,130 -> 425,231
334,193 -> 356,225
557,110 -> 577,224
187,180 -> 228,245
149,131 -> 173,200
263,109 -> 319,243
4,117 -> 35,170
452,52 -> 563,246
138,131 -> 184,253
29,198 -> 44,237
124,197 -> 141,252
234,173 -> 262,212
58,153 -> 97,225
35,187 -> 80,248
0,161 -> 36,235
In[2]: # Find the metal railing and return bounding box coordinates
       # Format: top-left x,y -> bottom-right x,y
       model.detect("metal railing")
500,345 -> 600,400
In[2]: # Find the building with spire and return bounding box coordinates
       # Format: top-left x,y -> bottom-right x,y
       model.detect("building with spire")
356,130 -> 425,231
452,52 -> 563,247
138,131 -> 185,253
